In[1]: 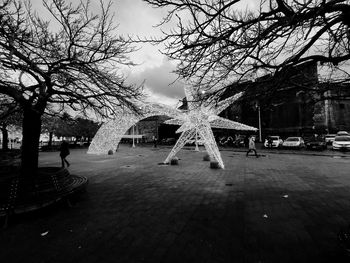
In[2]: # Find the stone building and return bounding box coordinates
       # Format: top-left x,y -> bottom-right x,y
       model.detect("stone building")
222,61 -> 350,139
314,84 -> 350,133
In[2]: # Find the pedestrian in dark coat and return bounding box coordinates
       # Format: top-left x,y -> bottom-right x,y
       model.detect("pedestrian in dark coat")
60,140 -> 70,168
153,136 -> 157,148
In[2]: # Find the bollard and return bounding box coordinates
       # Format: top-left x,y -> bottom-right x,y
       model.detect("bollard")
203,154 -> 210,161
210,161 -> 220,169
170,157 -> 179,165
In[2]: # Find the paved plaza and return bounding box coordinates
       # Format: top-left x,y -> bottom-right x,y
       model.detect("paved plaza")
1,145 -> 350,263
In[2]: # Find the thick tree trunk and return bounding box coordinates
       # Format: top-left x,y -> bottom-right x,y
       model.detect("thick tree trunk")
1,124 -> 9,151
21,108 -> 42,177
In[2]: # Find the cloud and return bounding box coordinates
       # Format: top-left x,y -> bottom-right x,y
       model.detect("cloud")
126,57 -> 185,105
116,0 -> 169,37
144,91 -> 181,107
115,0 -> 176,70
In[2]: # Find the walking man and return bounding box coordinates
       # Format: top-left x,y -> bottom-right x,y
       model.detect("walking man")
246,136 -> 259,158
153,136 -> 157,148
267,136 -> 273,148
60,140 -> 70,168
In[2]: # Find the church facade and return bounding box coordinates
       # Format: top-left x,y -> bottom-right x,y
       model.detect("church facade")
222,61 -> 350,139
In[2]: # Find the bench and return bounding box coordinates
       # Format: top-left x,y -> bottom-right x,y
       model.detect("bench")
0,167 -> 88,227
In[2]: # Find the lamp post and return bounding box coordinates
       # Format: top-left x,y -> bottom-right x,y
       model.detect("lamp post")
258,105 -> 262,142
255,102 -> 262,142
135,123 -> 139,144
132,124 -> 135,148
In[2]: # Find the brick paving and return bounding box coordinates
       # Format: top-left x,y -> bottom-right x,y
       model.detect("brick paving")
1,145 -> 350,263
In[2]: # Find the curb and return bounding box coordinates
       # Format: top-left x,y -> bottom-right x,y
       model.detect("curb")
222,148 -> 350,158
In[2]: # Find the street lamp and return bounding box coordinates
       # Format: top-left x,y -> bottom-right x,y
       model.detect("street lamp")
255,102 -> 262,142
132,124 -> 135,148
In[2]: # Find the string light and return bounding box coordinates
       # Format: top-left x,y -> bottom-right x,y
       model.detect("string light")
88,85 -> 257,169
87,102 -> 181,154
163,85 -> 257,169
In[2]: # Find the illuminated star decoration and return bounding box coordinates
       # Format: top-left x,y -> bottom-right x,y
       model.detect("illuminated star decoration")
163,85 -> 257,169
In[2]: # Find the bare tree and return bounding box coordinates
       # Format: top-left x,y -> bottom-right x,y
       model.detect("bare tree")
143,0 -> 350,96
0,0 -> 143,175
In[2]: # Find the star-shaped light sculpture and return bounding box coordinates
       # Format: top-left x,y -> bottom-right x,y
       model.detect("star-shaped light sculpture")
163,85 -> 257,169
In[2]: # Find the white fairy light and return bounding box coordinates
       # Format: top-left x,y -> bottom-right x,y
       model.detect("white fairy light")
87,102 -> 181,154
88,85 -> 257,170
163,85 -> 257,169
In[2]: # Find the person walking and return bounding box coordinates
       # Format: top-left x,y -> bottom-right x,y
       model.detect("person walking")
246,136 -> 259,158
153,136 -> 158,148
267,136 -> 273,148
60,140 -> 70,168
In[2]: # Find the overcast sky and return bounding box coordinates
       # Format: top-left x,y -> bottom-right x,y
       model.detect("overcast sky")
115,0 -> 186,106
28,0 -> 263,107
28,0 -> 281,108
114,0 -> 257,106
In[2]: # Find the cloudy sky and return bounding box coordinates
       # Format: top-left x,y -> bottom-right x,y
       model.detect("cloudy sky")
27,1 -> 345,108
29,0 -> 261,107
113,0 -> 257,106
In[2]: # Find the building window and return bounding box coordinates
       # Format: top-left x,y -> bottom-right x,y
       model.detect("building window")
339,103 -> 345,110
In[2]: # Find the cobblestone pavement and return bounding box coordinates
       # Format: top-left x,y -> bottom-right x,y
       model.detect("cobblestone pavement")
1,145 -> 350,263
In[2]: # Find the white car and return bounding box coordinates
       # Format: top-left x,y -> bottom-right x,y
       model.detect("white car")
332,136 -> 350,151
282,137 -> 305,149
337,131 -> 349,136
264,136 -> 283,148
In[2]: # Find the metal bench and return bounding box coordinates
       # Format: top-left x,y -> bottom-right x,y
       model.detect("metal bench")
0,167 -> 88,227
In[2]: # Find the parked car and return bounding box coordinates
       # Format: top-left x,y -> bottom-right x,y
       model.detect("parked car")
186,137 -> 205,146
282,137 -> 305,149
332,136 -> 350,151
305,136 -> 327,150
325,134 -> 336,145
161,138 -> 176,145
264,136 -> 283,148
337,131 -> 349,136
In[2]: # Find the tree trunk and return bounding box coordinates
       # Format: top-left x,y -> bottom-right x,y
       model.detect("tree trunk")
21,108 -> 42,177
48,132 -> 53,147
1,124 -> 9,151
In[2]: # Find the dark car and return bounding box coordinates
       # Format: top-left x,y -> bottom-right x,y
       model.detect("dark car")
232,135 -> 246,147
325,134 -> 336,145
305,136 -> 327,150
